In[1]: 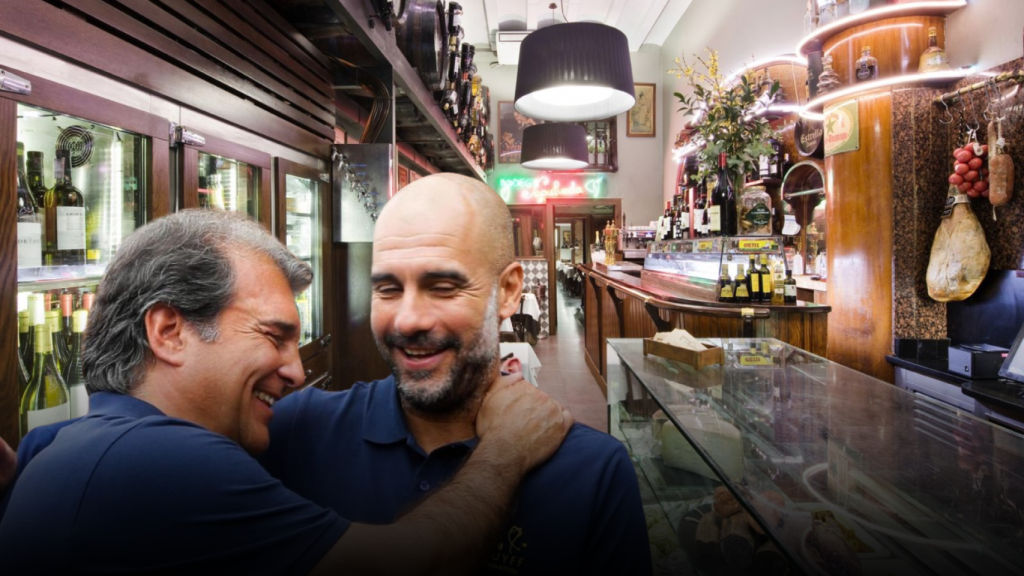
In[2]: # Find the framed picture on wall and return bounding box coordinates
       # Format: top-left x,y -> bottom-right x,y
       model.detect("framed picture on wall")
499,101 -> 540,164
627,83 -> 656,137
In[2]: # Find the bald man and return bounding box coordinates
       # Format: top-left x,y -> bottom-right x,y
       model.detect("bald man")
259,174 -> 652,575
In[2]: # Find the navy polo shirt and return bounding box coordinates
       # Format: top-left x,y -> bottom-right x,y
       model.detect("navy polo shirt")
259,376 -> 652,576
0,392 -> 349,575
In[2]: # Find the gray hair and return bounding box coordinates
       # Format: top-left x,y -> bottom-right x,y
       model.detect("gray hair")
83,209 -> 312,394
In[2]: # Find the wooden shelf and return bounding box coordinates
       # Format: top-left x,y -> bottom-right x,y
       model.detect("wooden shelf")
322,0 -> 485,180
796,0 -> 967,57
800,69 -> 973,116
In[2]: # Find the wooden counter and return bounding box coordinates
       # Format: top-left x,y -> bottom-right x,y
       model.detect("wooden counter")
579,263 -> 829,391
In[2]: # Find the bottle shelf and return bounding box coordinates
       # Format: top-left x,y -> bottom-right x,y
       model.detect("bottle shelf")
17,270 -> 104,292
800,69 -> 973,117
796,0 -> 967,57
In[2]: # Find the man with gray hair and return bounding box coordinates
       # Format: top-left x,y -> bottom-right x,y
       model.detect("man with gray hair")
0,209 -> 572,575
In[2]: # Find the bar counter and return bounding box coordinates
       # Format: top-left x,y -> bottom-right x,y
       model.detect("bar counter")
608,338 -> 1024,575
579,263 -> 830,391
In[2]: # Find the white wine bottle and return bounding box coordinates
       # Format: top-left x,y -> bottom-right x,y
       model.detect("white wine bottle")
20,323 -> 71,436
65,309 -> 89,418
23,294 -> 46,374
45,308 -> 68,372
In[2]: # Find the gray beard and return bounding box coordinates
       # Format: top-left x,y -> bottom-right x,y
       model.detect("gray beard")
380,287 -> 501,416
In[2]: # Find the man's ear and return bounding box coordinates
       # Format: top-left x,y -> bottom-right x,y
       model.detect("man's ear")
497,262 -> 524,321
144,303 -> 189,368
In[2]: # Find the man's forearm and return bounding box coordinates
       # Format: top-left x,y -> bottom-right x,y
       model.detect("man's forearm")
310,436 -> 525,576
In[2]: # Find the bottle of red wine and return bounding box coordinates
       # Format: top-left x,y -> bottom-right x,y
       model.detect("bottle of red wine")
26,151 -> 48,209
709,153 -> 737,236
45,150 -> 86,267
17,142 -> 43,270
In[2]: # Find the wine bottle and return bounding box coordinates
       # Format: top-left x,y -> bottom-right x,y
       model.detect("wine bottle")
748,255 -> 761,302
718,265 -> 735,303
24,294 -> 46,374
784,270 -> 797,304
735,265 -> 751,303
760,255 -> 773,303
45,150 -> 87,267
60,292 -> 74,348
18,309 -> 30,357
26,151 -> 48,209
16,142 -> 43,270
18,338 -> 30,402
710,153 -> 737,236
65,309 -> 89,418
45,308 -> 68,372
82,290 -> 95,312
20,323 -> 71,436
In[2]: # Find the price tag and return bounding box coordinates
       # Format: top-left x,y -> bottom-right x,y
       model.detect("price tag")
697,240 -> 713,252
737,239 -> 775,251
940,195 -> 956,219
740,354 -> 774,366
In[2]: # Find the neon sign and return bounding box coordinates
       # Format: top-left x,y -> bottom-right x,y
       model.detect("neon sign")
496,175 -> 606,204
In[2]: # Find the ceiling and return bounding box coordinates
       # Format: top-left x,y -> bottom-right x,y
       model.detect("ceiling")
460,0 -> 695,53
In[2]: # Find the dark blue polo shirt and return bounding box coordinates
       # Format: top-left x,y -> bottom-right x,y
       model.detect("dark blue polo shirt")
0,392 -> 349,575
259,376 -> 652,576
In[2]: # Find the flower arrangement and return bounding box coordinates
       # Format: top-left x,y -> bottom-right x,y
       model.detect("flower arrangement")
667,49 -> 780,182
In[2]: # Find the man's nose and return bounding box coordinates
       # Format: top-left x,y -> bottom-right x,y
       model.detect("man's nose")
392,291 -> 436,336
278,342 -> 305,388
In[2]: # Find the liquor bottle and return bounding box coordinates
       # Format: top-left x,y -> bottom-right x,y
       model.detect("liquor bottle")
718,265 -> 735,303
45,150 -> 87,267
748,255 -> 761,302
735,266 -> 751,303
26,151 -> 48,209
760,255 -> 773,303
918,27 -> 951,73
710,153 -> 737,236
693,180 -> 706,238
20,323 -> 71,436
46,308 -> 68,371
65,309 -> 89,418
772,262 -> 786,305
768,139 -> 782,178
60,292 -> 74,347
784,270 -> 798,304
818,54 -> 842,96
16,142 -> 43,270
855,46 -> 879,82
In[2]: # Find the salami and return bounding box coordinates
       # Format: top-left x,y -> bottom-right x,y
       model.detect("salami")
926,186 -> 990,302
989,119 -> 1014,212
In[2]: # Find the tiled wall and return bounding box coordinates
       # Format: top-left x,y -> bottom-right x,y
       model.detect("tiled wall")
519,259 -> 550,336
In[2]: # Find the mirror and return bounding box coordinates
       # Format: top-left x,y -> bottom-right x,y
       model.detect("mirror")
509,204 -> 545,258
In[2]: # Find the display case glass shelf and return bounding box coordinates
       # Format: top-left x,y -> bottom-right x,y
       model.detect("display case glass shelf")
284,173 -> 321,347
608,338 -> 1024,576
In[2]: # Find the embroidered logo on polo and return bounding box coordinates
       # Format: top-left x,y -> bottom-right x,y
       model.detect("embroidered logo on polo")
488,525 -> 528,574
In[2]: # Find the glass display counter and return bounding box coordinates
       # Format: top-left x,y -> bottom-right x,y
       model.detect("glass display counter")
607,338 -> 1024,576
644,236 -> 786,283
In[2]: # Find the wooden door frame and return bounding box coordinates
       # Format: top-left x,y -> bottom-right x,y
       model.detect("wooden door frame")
544,198 -> 622,336
274,157 -> 333,365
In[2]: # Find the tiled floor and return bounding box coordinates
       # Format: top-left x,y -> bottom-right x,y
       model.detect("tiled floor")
533,289 -> 608,432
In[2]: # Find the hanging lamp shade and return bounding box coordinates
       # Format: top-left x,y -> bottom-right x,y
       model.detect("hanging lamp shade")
514,22 -> 635,122
520,123 -> 589,170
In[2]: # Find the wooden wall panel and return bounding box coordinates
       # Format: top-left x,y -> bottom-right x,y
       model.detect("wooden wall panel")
826,92 -> 895,382
0,99 -> 17,446
584,275 -> 602,381
0,0 -> 332,156
331,243 -> 391,388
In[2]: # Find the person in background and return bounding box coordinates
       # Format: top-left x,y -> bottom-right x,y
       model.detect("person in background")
260,173 -> 653,575
0,209 -> 572,575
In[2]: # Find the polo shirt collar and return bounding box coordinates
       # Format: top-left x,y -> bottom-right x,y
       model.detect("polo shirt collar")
361,375 -> 479,451
88,391 -> 167,420
362,375 -> 412,445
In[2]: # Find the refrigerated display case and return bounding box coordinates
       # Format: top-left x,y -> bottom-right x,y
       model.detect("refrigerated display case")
2,79 -> 169,444
275,158 -> 333,392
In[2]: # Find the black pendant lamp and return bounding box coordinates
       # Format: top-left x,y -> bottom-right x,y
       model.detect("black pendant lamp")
520,123 -> 588,170
514,22 -> 635,122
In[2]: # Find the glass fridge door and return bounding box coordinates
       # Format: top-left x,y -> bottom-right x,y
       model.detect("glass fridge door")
284,172 -> 321,348
197,151 -> 258,220
15,102 -> 149,436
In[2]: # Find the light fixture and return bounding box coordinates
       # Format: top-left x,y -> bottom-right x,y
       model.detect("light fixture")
520,123 -> 589,170
514,22 -> 635,122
